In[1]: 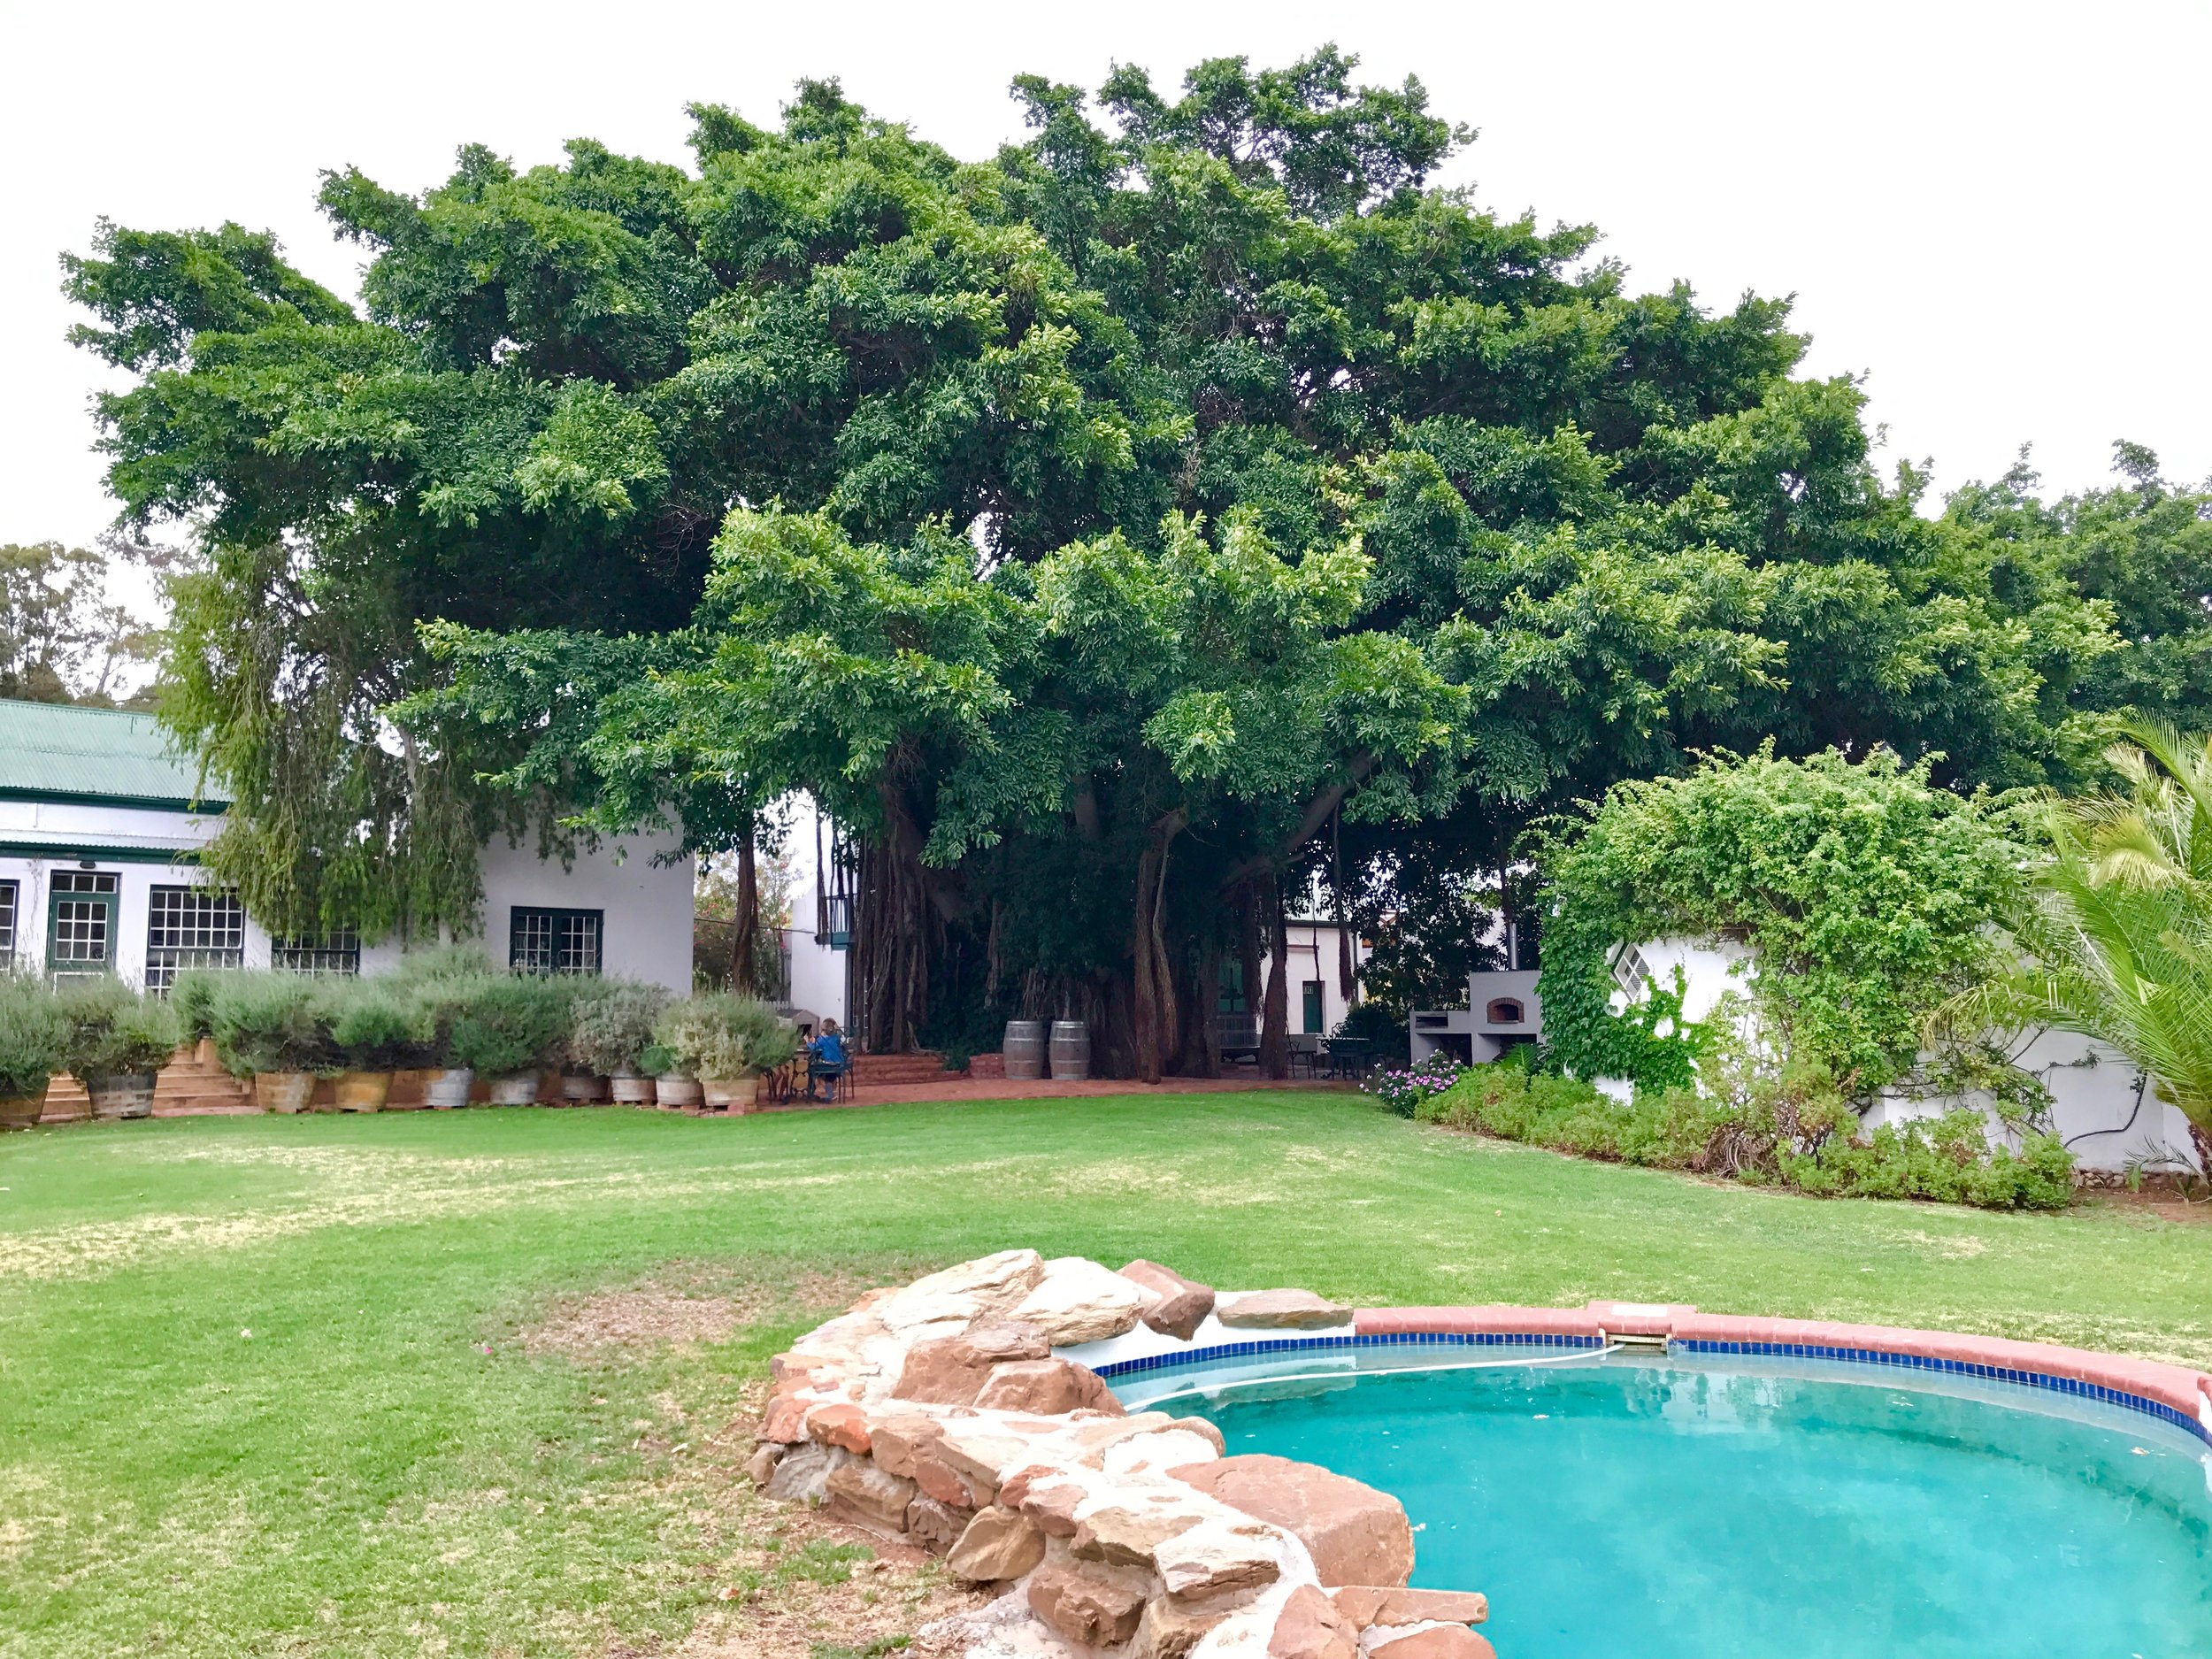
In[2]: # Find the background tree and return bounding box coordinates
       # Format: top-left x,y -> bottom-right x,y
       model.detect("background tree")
0,538 -> 161,706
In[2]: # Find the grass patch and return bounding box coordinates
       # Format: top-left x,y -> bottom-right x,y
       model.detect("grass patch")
0,1092 -> 2208,1655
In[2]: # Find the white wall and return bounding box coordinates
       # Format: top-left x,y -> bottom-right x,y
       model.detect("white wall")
1264,922 -> 1371,1041
784,925 -> 847,1025
476,829 -> 694,993
0,811 -> 694,993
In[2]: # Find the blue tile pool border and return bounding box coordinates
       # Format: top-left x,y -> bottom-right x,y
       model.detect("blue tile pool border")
1095,1329 -> 2212,1448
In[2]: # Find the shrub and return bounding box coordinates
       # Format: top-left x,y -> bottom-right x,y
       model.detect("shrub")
1332,1001 -> 1409,1064
57,979 -> 181,1081
0,977 -> 68,1100
568,980 -> 672,1075
207,972 -> 331,1075
168,968 -> 224,1042
652,994 -> 797,1079
1365,1051 -> 1464,1117
1415,1055 -> 2075,1211
445,973 -> 573,1075
637,1042 -> 677,1078
322,979 -> 435,1071
393,944 -> 496,983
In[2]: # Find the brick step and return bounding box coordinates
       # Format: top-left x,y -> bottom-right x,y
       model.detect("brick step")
849,1052 -> 963,1084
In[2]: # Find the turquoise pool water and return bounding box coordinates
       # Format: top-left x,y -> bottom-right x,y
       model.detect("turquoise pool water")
1120,1349 -> 2212,1657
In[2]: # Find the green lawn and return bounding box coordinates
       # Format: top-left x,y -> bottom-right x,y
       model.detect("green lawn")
0,1092 -> 2205,1657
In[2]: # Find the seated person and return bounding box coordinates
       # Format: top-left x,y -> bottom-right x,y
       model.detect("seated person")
804,1018 -> 849,1099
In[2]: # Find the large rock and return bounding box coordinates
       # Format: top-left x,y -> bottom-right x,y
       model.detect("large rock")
1151,1519 -> 1284,1601
805,1402 -> 872,1453
1136,1594 -> 1230,1659
1216,1289 -> 1354,1330
1171,1455 -> 1412,1587
904,1494 -> 972,1551
1120,1259 -> 1217,1341
947,1504 -> 1048,1583
1363,1625 -> 1496,1659
1269,1584 -> 1360,1659
1070,1496 -> 1204,1567
1102,1426 -> 1222,1479
876,1249 -> 1047,1338
1026,1562 -> 1148,1647
895,1325 -> 1055,1406
764,1440 -> 842,1503
1010,1257 -> 1151,1346
975,1358 -> 1125,1417
866,1412 -> 945,1479
1006,1468 -> 1091,1538
826,1458 -> 919,1535
1329,1588 -> 1488,1628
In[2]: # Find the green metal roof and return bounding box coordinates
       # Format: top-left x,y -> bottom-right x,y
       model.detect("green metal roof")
0,699 -> 227,810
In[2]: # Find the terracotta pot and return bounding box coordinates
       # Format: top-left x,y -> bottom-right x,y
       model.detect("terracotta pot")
653,1075 -> 703,1109
253,1071 -> 316,1114
609,1072 -> 653,1104
559,1071 -> 606,1104
423,1067 -> 475,1109
87,1074 -> 157,1120
0,1092 -> 47,1130
488,1071 -> 541,1106
335,1071 -> 391,1112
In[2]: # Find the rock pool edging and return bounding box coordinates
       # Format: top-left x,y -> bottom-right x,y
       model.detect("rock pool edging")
750,1251 -> 1493,1659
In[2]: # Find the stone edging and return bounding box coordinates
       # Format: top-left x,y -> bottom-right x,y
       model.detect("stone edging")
751,1258 -> 2212,1659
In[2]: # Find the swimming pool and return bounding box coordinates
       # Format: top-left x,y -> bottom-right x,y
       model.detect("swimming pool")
1114,1343 -> 2212,1658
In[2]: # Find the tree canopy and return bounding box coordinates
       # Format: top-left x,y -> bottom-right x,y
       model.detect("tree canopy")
67,48 -> 2191,1070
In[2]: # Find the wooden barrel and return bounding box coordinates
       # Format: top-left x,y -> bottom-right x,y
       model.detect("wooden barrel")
1048,1020 -> 1091,1081
1003,1020 -> 1048,1080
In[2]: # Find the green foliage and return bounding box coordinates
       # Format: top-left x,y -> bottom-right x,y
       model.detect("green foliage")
322,979 -> 435,1071
651,995 -> 798,1080
568,980 -> 672,1075
168,967 -> 223,1042
1330,999 -> 1407,1062
74,50 -> 2151,1059
56,978 -> 180,1081
0,976 -> 68,1099
1536,746 -> 2025,1093
1957,719 -> 2212,1164
443,973 -> 574,1076
1417,1056 -> 2072,1210
205,972 -> 330,1076
0,539 -> 159,706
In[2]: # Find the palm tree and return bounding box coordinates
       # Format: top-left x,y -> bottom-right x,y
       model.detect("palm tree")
1960,718 -> 2212,1176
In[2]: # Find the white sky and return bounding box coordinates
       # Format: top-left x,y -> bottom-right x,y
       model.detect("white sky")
6,0 -> 2208,582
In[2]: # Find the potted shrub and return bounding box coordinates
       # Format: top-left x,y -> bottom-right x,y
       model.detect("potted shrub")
58,978 -> 181,1120
636,1041 -> 695,1108
400,954 -> 495,1108
570,981 -> 671,1105
167,966 -> 225,1065
0,977 -> 67,1130
448,973 -> 572,1105
321,979 -> 434,1111
208,972 -> 329,1112
652,994 -> 798,1110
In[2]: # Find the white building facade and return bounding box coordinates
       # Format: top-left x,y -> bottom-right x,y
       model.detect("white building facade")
0,700 -> 693,993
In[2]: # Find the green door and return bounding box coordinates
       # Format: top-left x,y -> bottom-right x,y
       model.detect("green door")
47,872 -> 119,982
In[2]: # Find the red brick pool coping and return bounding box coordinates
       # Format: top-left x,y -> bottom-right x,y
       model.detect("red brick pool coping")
1353,1302 -> 2212,1430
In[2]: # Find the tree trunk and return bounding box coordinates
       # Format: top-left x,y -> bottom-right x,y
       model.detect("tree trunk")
1333,808 -> 1357,1004
853,784 -> 931,1052
730,831 -> 759,994
1237,882 -> 1263,1068
1259,873 -> 1290,1079
1182,939 -> 1223,1078
2191,1120 -> 2212,1187
1130,812 -> 1185,1084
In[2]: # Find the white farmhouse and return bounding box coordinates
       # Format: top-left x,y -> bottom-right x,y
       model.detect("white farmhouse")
0,699 -> 694,991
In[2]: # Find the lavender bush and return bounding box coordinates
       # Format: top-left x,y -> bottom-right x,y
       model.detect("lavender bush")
1365,1051 -> 1466,1117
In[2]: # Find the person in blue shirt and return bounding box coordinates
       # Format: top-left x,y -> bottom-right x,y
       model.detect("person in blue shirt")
804,1018 -> 849,1100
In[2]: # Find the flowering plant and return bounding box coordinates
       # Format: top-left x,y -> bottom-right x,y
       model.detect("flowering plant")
1365,1051 -> 1466,1117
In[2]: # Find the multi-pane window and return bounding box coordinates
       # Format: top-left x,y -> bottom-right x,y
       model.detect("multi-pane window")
273,929 -> 362,976
145,885 -> 245,992
48,871 -> 119,982
510,907 -> 602,975
0,880 -> 16,970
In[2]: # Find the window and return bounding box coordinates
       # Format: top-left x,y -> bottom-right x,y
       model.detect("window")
48,871 -> 119,982
145,885 -> 245,991
273,929 -> 361,976
1217,958 -> 1247,1013
0,880 -> 15,969
1302,979 -> 1325,1034
510,907 -> 603,975
1610,943 -> 1653,1002
1486,997 -> 1525,1025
